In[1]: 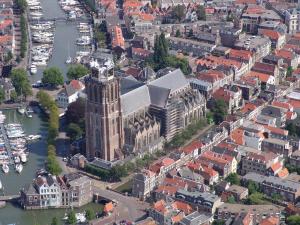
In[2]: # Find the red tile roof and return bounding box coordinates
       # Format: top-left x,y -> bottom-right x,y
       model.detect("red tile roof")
155,185 -> 178,195
217,142 -> 238,151
0,19 -> 12,30
275,49 -> 294,60
153,200 -> 167,213
230,128 -> 244,145
259,216 -> 280,225
132,47 -> 152,57
196,70 -> 225,83
246,71 -> 272,83
69,80 -> 84,90
252,62 -> 275,75
263,125 -> 288,136
261,29 -> 280,40
212,87 -> 232,102
196,55 -> 242,69
112,25 -> 125,49
286,111 -> 297,120
270,161 -> 282,173
171,201 -> 193,215
181,140 -> 202,154
277,168 -> 289,178
200,151 -> 231,165
288,99 -> 300,109
0,35 -> 12,43
229,49 -> 252,61
272,101 -> 293,111
104,202 -> 114,213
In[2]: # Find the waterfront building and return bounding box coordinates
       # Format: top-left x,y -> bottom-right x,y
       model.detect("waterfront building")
20,173 -> 93,210
56,80 -> 85,109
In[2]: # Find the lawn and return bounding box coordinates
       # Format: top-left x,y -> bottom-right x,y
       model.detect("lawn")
115,179 -> 133,194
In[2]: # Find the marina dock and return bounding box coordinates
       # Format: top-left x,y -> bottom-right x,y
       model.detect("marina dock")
0,124 -> 13,165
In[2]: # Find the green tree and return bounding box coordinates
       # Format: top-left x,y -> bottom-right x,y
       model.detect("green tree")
65,97 -> 85,128
287,215 -> 300,225
86,208 -> 95,221
206,112 -> 214,124
153,33 -> 169,68
51,217 -> 59,225
10,90 -> 18,102
42,67 -> 64,88
67,210 -> 77,224
247,192 -> 266,205
212,220 -> 225,225
271,193 -> 283,201
4,51 -> 13,63
227,195 -> 236,203
287,66 -> 293,77
286,123 -> 296,135
172,5 -> 186,22
10,68 -> 32,98
47,145 -> 62,175
16,0 -> 27,13
175,29 -> 181,37
67,64 -> 89,80
0,87 -> 5,104
196,5 -> 206,20
67,123 -> 83,141
225,173 -> 240,185
247,180 -> 259,195
94,30 -> 107,48
20,14 -> 27,58
211,99 -> 228,124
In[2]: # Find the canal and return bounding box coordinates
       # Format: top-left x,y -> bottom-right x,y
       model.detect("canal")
29,0 -> 87,83
0,111 -> 101,225
0,0 -> 100,224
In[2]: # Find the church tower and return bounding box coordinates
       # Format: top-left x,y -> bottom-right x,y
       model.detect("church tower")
85,60 -> 124,161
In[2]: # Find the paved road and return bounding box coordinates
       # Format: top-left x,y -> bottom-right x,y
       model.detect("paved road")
92,184 -> 149,225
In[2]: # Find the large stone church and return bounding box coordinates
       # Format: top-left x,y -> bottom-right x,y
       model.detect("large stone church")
85,60 -> 206,162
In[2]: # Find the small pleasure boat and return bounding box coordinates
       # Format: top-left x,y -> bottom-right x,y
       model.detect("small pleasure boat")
15,164 -> 23,173
2,164 -> 9,174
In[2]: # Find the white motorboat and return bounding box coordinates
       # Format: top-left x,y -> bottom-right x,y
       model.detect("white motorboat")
32,32 -> 54,38
20,153 -> 27,163
30,24 -> 52,30
17,107 -> 25,115
29,5 -> 42,10
2,164 -> 9,174
15,164 -> 23,173
27,1 -> 40,6
14,156 -> 20,164
32,59 -> 47,66
30,64 -> 37,74
66,57 -> 72,64
2,164 -> 9,173
76,36 -> 91,46
30,11 -> 43,17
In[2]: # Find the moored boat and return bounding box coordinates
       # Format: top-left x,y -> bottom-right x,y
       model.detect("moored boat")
15,164 -> 23,173
2,164 -> 9,174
